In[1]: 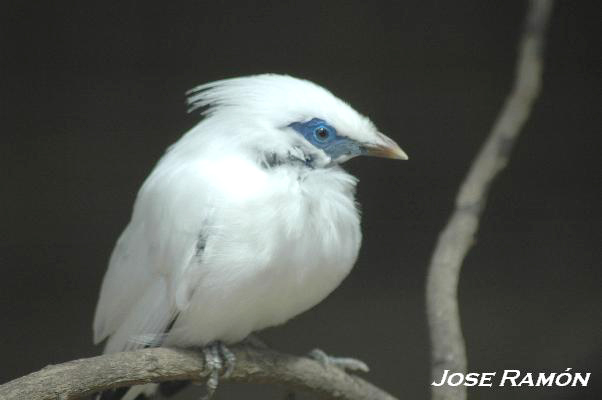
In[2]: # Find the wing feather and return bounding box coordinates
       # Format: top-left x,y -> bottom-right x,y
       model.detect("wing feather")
93,157 -> 212,352
103,277 -> 174,353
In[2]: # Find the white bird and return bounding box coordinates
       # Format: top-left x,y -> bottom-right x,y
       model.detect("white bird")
93,74 -> 407,399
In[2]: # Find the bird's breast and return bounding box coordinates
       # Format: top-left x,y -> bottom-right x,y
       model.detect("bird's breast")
172,165 -> 362,345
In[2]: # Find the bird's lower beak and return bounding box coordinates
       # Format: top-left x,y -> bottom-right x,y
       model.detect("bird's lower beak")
363,133 -> 409,160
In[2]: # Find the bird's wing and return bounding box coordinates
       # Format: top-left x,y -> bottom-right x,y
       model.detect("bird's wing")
93,158 -> 211,353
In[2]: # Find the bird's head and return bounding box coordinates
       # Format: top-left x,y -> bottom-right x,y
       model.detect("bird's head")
186,74 -> 407,167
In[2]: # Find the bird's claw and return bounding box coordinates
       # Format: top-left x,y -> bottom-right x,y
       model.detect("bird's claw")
308,348 -> 370,373
200,341 -> 236,400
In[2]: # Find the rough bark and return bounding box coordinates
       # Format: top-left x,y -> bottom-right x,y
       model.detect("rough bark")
0,346 -> 398,400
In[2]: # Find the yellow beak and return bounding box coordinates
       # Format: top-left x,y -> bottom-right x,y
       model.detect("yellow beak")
363,132 -> 409,160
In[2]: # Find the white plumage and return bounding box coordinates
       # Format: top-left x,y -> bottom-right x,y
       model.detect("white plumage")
93,74 -> 406,359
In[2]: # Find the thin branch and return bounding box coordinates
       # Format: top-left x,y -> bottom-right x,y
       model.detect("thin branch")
425,1 -> 554,400
0,345 -> 398,400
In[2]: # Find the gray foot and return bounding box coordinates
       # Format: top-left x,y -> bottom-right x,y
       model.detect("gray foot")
201,341 -> 236,399
309,348 -> 370,373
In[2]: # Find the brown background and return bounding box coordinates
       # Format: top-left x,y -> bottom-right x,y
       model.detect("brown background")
1,1 -> 600,399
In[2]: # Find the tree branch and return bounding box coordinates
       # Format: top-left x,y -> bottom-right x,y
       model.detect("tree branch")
425,1 -> 554,400
0,345 -> 398,400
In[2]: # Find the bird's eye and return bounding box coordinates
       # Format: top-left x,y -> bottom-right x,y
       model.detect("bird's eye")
314,126 -> 331,142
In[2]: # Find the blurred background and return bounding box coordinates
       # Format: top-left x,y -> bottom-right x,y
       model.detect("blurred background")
1,1 -> 600,399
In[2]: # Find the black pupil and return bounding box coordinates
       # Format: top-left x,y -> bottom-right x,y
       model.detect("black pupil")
316,127 -> 329,139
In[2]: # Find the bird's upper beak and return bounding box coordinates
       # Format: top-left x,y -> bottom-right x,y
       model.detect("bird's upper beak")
363,132 -> 409,160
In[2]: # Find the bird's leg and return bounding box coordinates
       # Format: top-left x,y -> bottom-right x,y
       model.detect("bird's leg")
308,348 -> 370,373
218,341 -> 236,377
200,341 -> 236,400
202,344 -> 220,399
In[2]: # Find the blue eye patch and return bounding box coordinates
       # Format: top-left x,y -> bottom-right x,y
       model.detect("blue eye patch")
289,118 -> 363,160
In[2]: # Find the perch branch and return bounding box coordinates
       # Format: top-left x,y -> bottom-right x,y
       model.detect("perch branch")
0,345 -> 398,400
425,1 -> 554,400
